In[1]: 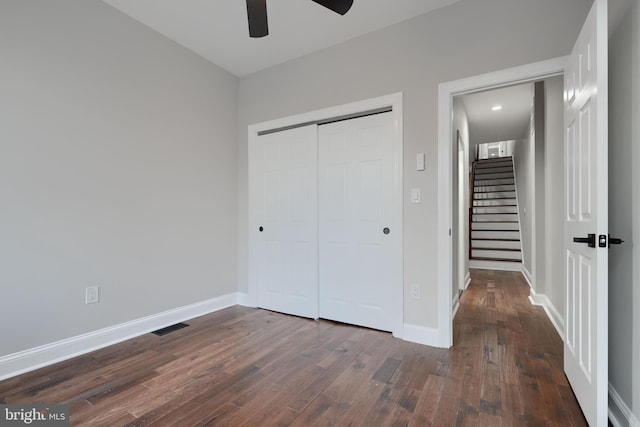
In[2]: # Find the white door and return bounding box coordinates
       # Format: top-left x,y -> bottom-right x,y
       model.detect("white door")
251,125 -> 319,319
318,112 -> 396,332
564,1 -> 608,425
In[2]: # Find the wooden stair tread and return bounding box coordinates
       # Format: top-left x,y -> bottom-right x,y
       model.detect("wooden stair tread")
472,247 -> 521,252
472,229 -> 519,231
471,238 -> 521,242
470,257 -> 522,262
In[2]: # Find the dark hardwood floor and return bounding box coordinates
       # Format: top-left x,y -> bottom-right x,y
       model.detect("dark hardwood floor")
0,270 -> 587,426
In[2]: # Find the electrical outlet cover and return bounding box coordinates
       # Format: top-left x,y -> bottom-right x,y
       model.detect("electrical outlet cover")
85,286 -> 99,304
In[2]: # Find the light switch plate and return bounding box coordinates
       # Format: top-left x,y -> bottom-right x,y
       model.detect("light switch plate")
411,188 -> 421,204
416,153 -> 425,171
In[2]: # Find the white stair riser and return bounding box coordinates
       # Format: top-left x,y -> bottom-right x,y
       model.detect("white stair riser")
475,166 -> 514,174
471,222 -> 520,231
474,172 -> 514,180
474,191 -> 516,199
474,178 -> 515,186
472,230 -> 521,239
473,199 -> 517,207
472,249 -> 522,260
473,213 -> 518,222
474,184 -> 515,192
471,239 -> 521,249
473,206 -> 518,214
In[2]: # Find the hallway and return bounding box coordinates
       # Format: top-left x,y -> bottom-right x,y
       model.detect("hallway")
453,269 -> 587,425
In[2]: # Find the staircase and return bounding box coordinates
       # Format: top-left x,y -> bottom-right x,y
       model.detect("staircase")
469,156 -> 522,271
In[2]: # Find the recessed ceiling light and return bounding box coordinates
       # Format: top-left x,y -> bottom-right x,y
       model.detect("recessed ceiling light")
492,105 -> 503,111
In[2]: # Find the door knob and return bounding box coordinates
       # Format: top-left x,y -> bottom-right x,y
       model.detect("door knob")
383,227 -> 390,235
259,226 -> 264,232
573,234 -> 596,248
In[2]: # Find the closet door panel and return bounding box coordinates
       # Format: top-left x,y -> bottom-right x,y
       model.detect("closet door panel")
319,112 -> 395,332
251,125 -> 318,319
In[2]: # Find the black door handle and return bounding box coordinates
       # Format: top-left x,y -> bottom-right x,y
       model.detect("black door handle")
573,234 -> 596,248
609,234 -> 624,247
383,227 -> 390,235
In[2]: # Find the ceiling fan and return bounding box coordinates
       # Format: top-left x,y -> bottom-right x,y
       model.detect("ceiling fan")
246,0 -> 354,38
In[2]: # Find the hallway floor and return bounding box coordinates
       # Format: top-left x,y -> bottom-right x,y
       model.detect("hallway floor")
453,269 -> 587,426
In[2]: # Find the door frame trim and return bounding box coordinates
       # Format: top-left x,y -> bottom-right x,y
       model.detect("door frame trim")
437,57 -> 567,347
248,93 -> 404,338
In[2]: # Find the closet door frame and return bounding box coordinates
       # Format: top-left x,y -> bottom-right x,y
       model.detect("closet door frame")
248,93 -> 404,338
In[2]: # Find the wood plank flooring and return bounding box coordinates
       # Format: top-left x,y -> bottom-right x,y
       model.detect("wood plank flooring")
0,270 -> 587,426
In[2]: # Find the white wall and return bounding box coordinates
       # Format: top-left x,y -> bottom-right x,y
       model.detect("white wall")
236,0 -> 592,328
543,76 -> 566,322
0,0 -> 239,357
608,0 -> 640,423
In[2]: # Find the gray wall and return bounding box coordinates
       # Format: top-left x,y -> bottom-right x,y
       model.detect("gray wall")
543,76 -> 566,317
514,112 -> 534,280
608,0 -> 640,422
237,0 -> 592,327
533,82 -> 546,294
452,97 -> 470,303
0,0 -> 239,356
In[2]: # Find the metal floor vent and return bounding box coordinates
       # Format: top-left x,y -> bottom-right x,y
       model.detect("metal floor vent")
152,322 -> 189,336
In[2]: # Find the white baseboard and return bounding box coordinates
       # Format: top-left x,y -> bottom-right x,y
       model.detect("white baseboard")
452,294 -> 460,319
521,265 -> 534,288
609,383 -> 640,427
464,272 -> 471,290
469,259 -> 522,271
526,282 -> 564,341
403,323 -> 441,348
0,292 -> 238,381
237,292 -> 255,307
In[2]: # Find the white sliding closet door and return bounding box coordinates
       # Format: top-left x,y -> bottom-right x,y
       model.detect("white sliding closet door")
318,112 -> 396,332
251,125 -> 318,319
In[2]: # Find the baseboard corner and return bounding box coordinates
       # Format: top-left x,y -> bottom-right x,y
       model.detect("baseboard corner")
609,383 -> 640,427
403,323 -> 443,348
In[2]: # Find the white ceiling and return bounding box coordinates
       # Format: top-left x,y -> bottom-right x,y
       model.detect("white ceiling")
101,0 -> 461,77
461,84 -> 534,147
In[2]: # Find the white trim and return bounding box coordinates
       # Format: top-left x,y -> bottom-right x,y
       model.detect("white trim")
403,323 -> 440,347
438,57 -> 567,348
469,259 -> 522,272
0,293 -> 238,381
464,271 -> 471,290
609,383 -> 640,427
452,273 -> 471,319
237,292 -> 254,307
248,93 -> 404,338
522,265 -> 534,289
528,286 -> 565,341
452,294 -> 460,318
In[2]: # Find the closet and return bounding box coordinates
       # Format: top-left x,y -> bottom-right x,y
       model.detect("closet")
249,110 -> 399,333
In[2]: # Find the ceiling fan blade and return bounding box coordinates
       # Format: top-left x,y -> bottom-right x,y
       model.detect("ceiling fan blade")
246,0 -> 268,38
310,0 -> 354,15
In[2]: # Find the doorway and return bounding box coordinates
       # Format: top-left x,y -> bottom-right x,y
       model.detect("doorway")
436,56 -> 567,347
